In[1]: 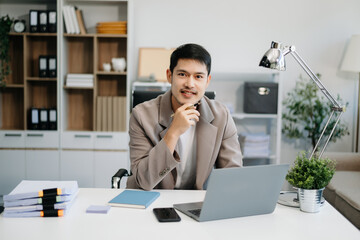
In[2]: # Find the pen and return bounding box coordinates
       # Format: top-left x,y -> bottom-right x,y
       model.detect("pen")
170,102 -> 201,118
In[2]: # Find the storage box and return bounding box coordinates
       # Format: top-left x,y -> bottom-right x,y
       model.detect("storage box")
244,82 -> 278,114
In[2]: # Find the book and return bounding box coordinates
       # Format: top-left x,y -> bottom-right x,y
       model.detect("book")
108,190 -> 160,209
107,97 -> 112,131
3,180 -> 78,202
70,5 -> 80,34
96,97 -> 102,131
75,9 -> 87,34
63,6 -> 73,34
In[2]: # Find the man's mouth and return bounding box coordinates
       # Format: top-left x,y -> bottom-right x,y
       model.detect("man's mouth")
180,89 -> 197,97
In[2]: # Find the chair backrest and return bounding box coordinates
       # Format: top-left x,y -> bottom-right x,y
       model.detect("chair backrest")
132,90 -> 216,108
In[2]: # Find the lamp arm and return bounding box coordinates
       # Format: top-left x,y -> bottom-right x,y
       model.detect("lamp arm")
309,110 -> 344,159
281,45 -> 345,159
283,46 -> 343,111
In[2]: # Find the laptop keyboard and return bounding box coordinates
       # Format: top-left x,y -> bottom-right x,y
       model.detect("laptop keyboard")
189,209 -> 201,217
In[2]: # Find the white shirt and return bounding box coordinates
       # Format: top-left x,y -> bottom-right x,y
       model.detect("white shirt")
175,124 -> 197,189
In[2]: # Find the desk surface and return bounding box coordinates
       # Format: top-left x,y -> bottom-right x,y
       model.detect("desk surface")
1,188 -> 359,240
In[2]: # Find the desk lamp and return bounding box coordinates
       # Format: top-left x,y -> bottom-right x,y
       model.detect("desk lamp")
259,41 -> 345,159
340,35 -> 360,152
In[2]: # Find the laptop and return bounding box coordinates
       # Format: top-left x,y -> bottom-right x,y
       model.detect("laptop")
173,164 -> 289,222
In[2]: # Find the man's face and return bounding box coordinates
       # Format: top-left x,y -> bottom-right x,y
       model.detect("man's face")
167,58 -> 211,111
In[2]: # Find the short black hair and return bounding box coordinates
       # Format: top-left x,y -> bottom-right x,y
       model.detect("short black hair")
169,43 -> 211,75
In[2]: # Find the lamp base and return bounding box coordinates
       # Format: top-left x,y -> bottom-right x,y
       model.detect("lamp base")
278,191 -> 325,208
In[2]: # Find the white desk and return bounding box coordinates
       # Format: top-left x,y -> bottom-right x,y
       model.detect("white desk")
0,188 -> 359,240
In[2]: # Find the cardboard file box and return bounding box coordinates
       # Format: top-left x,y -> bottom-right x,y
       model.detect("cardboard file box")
244,82 -> 278,114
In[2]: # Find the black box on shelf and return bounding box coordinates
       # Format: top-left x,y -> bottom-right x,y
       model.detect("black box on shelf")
244,82 -> 278,114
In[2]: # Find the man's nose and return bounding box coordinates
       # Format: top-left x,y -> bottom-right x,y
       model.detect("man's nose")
185,75 -> 195,88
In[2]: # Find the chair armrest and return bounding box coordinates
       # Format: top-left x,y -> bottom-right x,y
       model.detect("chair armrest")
112,168 -> 130,189
322,152 -> 360,171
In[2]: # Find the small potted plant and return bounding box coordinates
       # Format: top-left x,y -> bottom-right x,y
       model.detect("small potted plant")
286,151 -> 336,213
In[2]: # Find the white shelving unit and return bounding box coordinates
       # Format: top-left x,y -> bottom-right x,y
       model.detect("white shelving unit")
59,0 -> 132,188
0,0 -> 133,195
208,71 -> 282,165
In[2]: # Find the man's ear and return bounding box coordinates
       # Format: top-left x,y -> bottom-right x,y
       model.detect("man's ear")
166,69 -> 172,84
205,74 -> 212,88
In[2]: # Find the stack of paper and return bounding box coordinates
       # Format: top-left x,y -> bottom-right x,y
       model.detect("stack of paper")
2,180 -> 78,218
66,74 -> 94,87
96,21 -> 127,34
239,133 -> 270,158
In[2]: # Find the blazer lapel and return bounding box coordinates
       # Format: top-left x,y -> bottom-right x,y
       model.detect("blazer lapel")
195,98 -> 217,189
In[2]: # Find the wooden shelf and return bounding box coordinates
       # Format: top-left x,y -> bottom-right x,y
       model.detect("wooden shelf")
3,84 -> 24,88
64,33 -> 127,38
27,77 -> 57,81
96,71 -> 127,75
63,86 -> 94,90
9,32 -> 57,37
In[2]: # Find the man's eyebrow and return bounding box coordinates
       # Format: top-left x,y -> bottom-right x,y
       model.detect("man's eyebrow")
175,69 -> 206,75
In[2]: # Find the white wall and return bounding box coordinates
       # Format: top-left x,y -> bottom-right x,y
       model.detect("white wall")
131,0 -> 360,163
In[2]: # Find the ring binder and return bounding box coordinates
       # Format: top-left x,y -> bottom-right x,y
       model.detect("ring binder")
39,56 -> 48,77
29,10 -> 38,32
29,108 -> 39,130
48,10 -> 57,33
38,10 -> 48,32
48,56 -> 57,78
39,108 -> 48,130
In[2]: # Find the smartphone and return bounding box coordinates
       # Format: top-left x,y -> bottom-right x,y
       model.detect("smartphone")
153,207 -> 181,222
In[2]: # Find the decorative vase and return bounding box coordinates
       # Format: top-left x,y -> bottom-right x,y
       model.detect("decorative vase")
111,57 -> 126,72
298,188 -> 324,213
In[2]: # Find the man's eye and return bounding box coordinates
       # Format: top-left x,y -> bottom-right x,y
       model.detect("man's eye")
196,75 -> 203,79
178,73 -> 186,77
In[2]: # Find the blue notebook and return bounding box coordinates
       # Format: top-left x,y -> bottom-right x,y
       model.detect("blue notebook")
108,190 -> 160,209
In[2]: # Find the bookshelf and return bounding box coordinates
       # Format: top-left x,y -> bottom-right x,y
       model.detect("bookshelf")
59,0 -> 131,188
0,0 -> 132,194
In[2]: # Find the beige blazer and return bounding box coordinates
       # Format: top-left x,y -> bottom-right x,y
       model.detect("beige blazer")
127,91 -> 242,190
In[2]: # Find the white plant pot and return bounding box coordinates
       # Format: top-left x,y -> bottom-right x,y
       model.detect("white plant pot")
298,188 -> 324,213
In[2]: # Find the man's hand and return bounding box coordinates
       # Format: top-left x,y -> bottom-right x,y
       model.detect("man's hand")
163,103 -> 200,154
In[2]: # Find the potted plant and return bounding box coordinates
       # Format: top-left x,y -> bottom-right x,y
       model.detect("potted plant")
0,15 -> 13,88
286,151 -> 336,213
282,74 -> 349,153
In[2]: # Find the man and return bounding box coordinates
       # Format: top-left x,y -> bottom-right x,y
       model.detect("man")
127,43 -> 242,190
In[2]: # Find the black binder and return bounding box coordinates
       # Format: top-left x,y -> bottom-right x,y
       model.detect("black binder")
39,56 -> 48,77
29,10 -> 38,32
29,108 -> 39,130
39,109 -> 48,130
48,56 -> 57,78
48,10 -> 57,33
38,11 -> 48,32
49,108 -> 57,130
